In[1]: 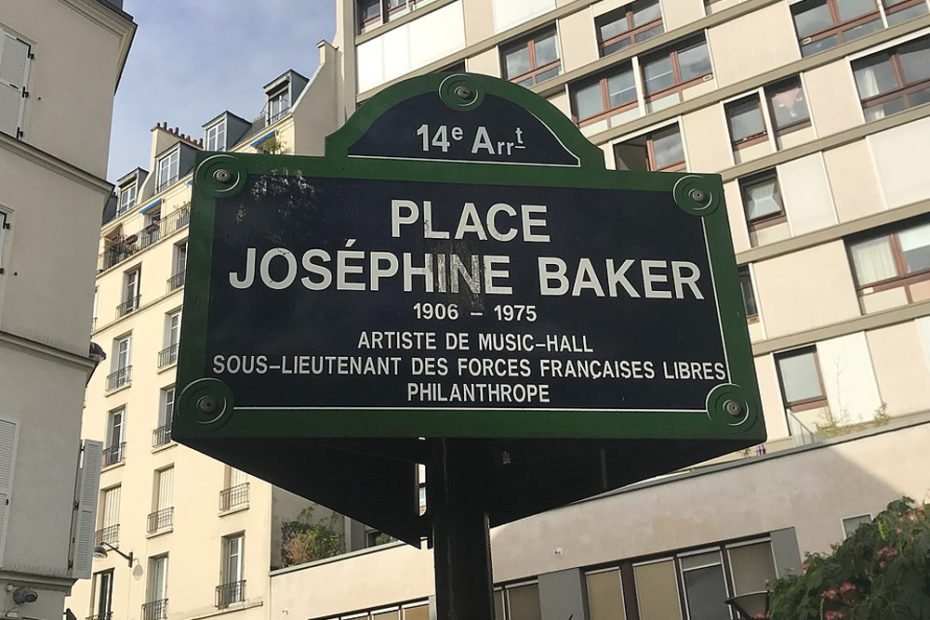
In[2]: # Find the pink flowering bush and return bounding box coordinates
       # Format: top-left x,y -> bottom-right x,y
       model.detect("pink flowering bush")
766,498 -> 930,619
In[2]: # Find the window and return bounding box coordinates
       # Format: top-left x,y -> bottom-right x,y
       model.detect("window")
632,558 -> 681,619
357,0 -> 382,30
775,346 -> 827,410
154,387 -> 174,448
220,466 -> 248,512
155,148 -> 179,193
765,76 -> 812,135
725,95 -> 767,149
853,36 -> 930,121
118,268 -> 141,317
148,467 -> 174,534
726,541 -> 777,616
205,120 -> 226,151
108,335 -> 132,391
847,216 -> 930,292
217,534 -> 245,607
842,513 -> 872,537
322,602 -> 429,620
791,0 -> 882,57
0,210 -> 8,274
493,582 -> 542,620
141,208 -> 161,247
97,485 -> 121,545
0,27 -> 31,138
168,241 -> 187,291
740,170 -> 785,228
585,568 -> 627,620
725,77 -> 811,155
267,85 -> 290,125
143,555 -> 168,620
159,310 -> 181,368
882,0 -> 928,25
90,570 -> 114,620
641,36 -> 712,102
570,63 -> 637,126
613,124 -> 685,172
738,266 -> 759,320
679,550 -> 731,620
104,408 -> 126,466
117,183 -> 137,215
595,0 -> 664,56
501,27 -> 561,87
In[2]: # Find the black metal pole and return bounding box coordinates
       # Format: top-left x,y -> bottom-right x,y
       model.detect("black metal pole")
429,439 -> 495,620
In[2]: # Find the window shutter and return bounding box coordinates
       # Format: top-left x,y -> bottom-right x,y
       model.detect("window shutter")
72,440 -> 102,578
0,32 -> 30,138
0,419 -> 19,567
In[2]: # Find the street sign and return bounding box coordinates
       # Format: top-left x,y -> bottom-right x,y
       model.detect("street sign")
172,73 -> 764,545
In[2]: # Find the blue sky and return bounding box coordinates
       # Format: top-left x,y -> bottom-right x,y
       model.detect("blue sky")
108,0 -> 336,181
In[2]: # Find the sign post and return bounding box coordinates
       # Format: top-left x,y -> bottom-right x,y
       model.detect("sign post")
173,73 -> 764,618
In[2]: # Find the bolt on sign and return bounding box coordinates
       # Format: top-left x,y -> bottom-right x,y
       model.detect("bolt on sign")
173,74 -> 765,544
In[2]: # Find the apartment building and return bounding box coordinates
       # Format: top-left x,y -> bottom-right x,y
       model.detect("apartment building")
0,1 -> 134,619
268,0 -> 930,618
66,45 -> 352,620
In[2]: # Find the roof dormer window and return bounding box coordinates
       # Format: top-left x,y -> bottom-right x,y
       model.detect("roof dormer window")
117,182 -> 137,216
155,146 -> 180,193
266,85 -> 290,126
205,119 -> 226,152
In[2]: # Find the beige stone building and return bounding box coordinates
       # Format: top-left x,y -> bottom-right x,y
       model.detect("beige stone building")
74,0 -> 930,618
0,1 -> 133,619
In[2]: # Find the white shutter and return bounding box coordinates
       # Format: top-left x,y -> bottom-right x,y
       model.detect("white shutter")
0,32 -> 29,137
72,440 -> 102,578
156,467 -> 173,510
0,419 -> 18,567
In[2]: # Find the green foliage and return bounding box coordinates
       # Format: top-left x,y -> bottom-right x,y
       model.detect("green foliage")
280,507 -> 345,567
767,498 -> 930,619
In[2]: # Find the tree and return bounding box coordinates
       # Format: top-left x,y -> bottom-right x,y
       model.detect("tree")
280,507 -> 345,567
766,498 -> 930,619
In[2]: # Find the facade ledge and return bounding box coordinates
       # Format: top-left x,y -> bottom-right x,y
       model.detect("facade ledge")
100,460 -> 125,474
157,361 -> 178,374
218,505 -> 249,518
187,599 -> 262,620
355,0 -> 457,44
151,441 -> 176,454
0,131 -> 112,195
145,527 -> 173,539
271,540 -> 407,576
0,330 -> 95,371
104,383 -> 131,397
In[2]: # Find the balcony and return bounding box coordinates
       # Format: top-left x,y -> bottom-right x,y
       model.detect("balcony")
219,482 -> 249,512
167,270 -> 186,292
105,366 -> 131,391
147,507 -> 173,534
102,442 -> 125,467
157,343 -> 178,368
99,205 -> 190,272
155,174 -> 178,194
152,424 -> 172,448
87,613 -> 112,620
95,524 -> 119,546
215,580 -> 246,608
116,295 -> 141,318
141,599 -> 167,620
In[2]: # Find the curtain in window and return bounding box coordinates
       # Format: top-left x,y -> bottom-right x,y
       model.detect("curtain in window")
850,236 -> 897,284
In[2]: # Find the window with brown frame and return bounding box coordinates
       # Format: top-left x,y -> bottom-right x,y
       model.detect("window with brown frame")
737,266 -> 759,320
501,27 -> 561,87
613,124 -> 685,172
790,0 -> 882,57
765,76 -> 812,135
595,0 -> 664,57
725,96 -> 768,151
640,36 -> 712,102
570,63 -> 637,125
847,216 -> 930,297
882,0 -> 928,25
739,170 -> 786,229
852,35 -> 930,121
726,77 -> 812,151
775,346 -> 828,411
357,0 -> 381,30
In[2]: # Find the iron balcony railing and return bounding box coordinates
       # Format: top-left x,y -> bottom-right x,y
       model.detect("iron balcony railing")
99,205 -> 190,272
116,295 -> 141,318
87,613 -> 112,620
105,366 -> 131,391
157,343 -> 179,368
102,442 -> 125,467
267,107 -> 290,126
141,599 -> 167,620
152,424 -> 172,448
219,482 -> 249,512
167,269 -> 186,292
215,580 -> 246,608
95,524 -> 119,546
155,174 -> 179,193
147,507 -> 173,534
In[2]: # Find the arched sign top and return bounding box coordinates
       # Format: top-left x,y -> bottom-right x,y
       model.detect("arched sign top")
325,73 -> 606,169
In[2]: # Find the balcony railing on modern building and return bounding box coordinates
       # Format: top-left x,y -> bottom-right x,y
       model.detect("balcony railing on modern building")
99,205 -> 191,272
152,424 -> 172,448
219,482 -> 249,512
147,507 -> 173,534
87,612 -> 113,620
167,269 -> 186,292
105,366 -> 131,391
102,442 -> 126,467
116,295 -> 141,318
141,599 -> 167,620
157,343 -> 179,368
215,580 -> 246,608
95,524 -> 119,546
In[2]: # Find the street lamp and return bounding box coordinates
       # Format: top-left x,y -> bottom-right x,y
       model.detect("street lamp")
725,591 -> 770,619
93,541 -> 134,567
